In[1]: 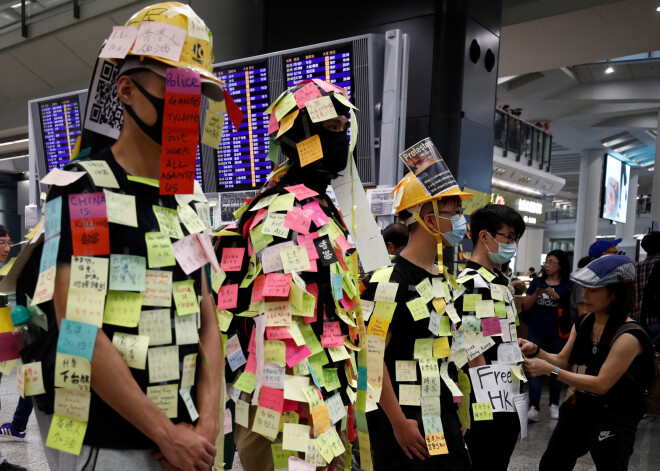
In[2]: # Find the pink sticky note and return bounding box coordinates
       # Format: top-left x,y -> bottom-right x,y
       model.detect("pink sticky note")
221,247 -> 245,272
304,283 -> 319,323
293,82 -> 323,109
267,112 -> 279,134
263,273 -> 292,298
98,25 -> 139,59
285,184 -> 319,201
245,353 -> 257,374
334,234 -> 352,252
259,386 -> 284,413
173,234 -> 207,275
340,294 -> 356,312
196,233 -> 221,274
266,326 -> 292,341
247,329 -> 257,355
312,78 -> 340,94
321,321 -> 344,348
217,284 -> 239,310
224,409 -> 233,434
68,193 -> 107,219
0,331 -> 22,361
284,339 -> 312,368
132,22 -> 187,63
481,317 -> 502,337
249,208 -> 268,231
289,456 -> 315,471
297,233 -> 320,260
305,259 -> 318,273
302,201 -> 329,227
284,207 -> 312,235
251,275 -> 266,303
283,399 -> 298,413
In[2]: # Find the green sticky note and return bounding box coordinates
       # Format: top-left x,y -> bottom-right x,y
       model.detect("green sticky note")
477,267 -> 496,282
373,302 -> 396,322
462,294 -> 482,312
268,193 -> 295,213
438,315 -> 451,336
475,299 -> 495,319
152,205 -> 184,239
370,266 -> 393,283
271,443 -> 297,469
267,141 -> 280,164
462,315 -> 481,333
234,371 -> 256,393
494,301 -> 507,319
457,371 -> 471,429
250,224 -> 274,253
413,338 -> 434,359
407,297 -> 430,321
178,204 -> 207,234
233,203 -> 248,221
299,323 -> 323,355
416,278 -> 435,303
172,279 -> 200,316
103,291 -> 143,327
145,232 -> 176,268
323,368 -> 341,392
216,309 -> 232,332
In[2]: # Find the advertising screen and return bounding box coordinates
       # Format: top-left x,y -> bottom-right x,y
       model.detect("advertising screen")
601,154 -> 630,224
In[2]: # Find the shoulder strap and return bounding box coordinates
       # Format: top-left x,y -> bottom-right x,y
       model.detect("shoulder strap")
610,321 -> 651,348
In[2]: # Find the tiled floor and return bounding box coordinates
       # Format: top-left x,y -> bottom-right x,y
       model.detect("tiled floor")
1,368 -> 657,470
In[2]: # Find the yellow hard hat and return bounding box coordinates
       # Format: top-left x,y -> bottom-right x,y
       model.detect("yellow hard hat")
392,171 -> 473,215
123,2 -> 224,98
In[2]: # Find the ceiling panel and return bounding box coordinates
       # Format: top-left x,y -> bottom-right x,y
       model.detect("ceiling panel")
0,51 -> 49,98
55,16 -> 116,68
9,37 -> 92,90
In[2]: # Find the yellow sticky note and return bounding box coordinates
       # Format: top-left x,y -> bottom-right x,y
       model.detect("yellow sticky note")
54,389 -> 91,422
462,293 -> 482,312
104,190 -> 137,227
395,360 -> 417,382
143,270 -> 173,307
282,423 -> 310,452
175,313 -> 199,345
511,365 -> 528,383
374,282 -> 398,303
311,404 -> 331,436
0,307 -> 13,333
250,224 -> 274,252
425,433 -> 448,455
235,399 -> 250,427
407,297 -> 430,321
69,256 -> 109,293
78,160 -> 119,188
178,204 -> 207,234
398,384 -> 421,406
147,345 -> 180,383
432,337 -> 450,358
0,359 -> 17,375
313,432 -> 334,463
54,353 -> 91,392
413,338 -> 434,359
280,245 -> 311,274
0,257 -> 16,277
64,287 -> 104,328
32,265 -> 56,305
235,371 -> 257,394
475,299 -> 495,318
139,309 -> 173,346
112,332 -> 149,369
264,340 -> 286,367
327,345 -> 350,362
432,297 -> 447,316
276,109 -> 300,138
416,278 -> 435,303
145,232 -> 176,268
46,413 -> 88,455
211,268 -> 227,293
181,353 -> 198,388
201,108 -> 223,148
152,205 -> 184,239
216,309 -> 233,332
172,279 -> 199,316
373,302 -> 396,322
274,92 -> 298,121
370,266 -> 394,283
477,267 -> 496,282
262,213 -> 289,239
473,402 -> 493,421
297,134 -> 323,167
284,374 -> 309,402
252,405 -> 280,441
103,291 -> 143,327
23,361 -> 46,396
306,96 -> 338,123
147,384 -> 178,418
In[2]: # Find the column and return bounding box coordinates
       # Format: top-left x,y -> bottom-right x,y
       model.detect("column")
615,168 -> 638,240
573,149 -> 603,269
652,109 -> 660,226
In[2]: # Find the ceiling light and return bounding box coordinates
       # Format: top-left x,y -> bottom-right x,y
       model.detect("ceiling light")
0,138 -> 28,147
605,67 -> 614,74
657,6 -> 660,11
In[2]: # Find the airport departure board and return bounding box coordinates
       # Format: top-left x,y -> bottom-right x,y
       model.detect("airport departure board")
214,61 -> 271,191
284,45 -> 352,98
39,96 -> 83,172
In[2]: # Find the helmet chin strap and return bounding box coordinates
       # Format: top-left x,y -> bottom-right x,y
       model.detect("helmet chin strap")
411,198 -> 445,272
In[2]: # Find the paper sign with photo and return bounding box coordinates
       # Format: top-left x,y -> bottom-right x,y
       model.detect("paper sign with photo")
399,138 -> 458,197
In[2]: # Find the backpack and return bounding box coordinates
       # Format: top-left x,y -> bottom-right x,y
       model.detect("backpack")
611,322 -> 660,417
640,261 -> 660,323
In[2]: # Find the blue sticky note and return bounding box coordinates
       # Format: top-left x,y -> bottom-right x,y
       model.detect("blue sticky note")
44,197 -> 62,239
56,318 -> 98,361
109,254 -> 146,292
422,413 -> 444,434
307,359 -> 322,389
39,235 -> 60,273
331,273 -> 343,301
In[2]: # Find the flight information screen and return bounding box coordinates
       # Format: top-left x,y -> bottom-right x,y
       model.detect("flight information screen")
39,95 -> 83,172
284,45 -> 352,98
194,146 -> 203,188
214,61 -> 271,191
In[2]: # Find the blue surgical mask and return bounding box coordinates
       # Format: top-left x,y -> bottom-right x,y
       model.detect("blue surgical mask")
486,232 -> 517,264
439,214 -> 467,246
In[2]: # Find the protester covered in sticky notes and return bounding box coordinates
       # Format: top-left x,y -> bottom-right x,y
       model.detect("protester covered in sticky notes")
8,3 -> 228,470
215,80 -> 375,471
361,140 -> 474,471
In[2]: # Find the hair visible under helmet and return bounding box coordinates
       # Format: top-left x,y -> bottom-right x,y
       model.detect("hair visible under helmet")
268,80 -> 354,193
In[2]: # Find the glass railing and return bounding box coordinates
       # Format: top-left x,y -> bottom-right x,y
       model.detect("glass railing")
545,208 -> 577,222
494,109 -> 553,171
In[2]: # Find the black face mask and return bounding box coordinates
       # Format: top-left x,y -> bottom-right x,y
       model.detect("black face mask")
123,79 -> 165,145
316,124 -> 350,175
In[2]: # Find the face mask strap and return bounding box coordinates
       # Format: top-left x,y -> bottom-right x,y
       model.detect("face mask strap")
412,200 -> 445,271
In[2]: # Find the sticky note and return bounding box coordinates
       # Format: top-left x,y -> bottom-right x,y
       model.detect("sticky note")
398,384 -> 421,406
235,399 -> 250,427
293,82 -> 323,109
306,96 -> 338,123
104,190 -> 137,227
143,270 -> 173,307
252,406 -> 280,440
414,339 -> 434,359
99,25 -> 139,59
263,273 -> 292,298
153,205 -> 184,240
462,294 -> 482,312
259,385 -> 285,413
217,284 -> 239,310
175,313 -> 199,345
262,213 -> 289,239
425,433 -> 448,456
54,353 -> 91,392
173,234 -> 208,275
288,456 -> 315,471
66,288 -> 105,327
432,337 -> 450,359
54,389 -> 90,422
473,402 -> 493,421
481,317 -> 502,336
147,384 -> 178,418
475,299 -> 495,319
297,134 -> 323,167
280,245 -> 311,274
221,247 -> 245,272
108,254 -> 146,292
284,207 -> 313,234
201,106 -> 223,148
274,92 -> 298,121
57,319 -> 97,361
285,184 -> 319,201
416,278 -> 435,303
147,345 -> 180,383
178,204 -> 207,235
40,169 -> 86,187
407,297 -> 430,321
264,340 -> 286,367
276,108 -> 299,138
180,353 -> 197,388
69,256 -> 109,293
145,232 -> 176,268
374,282 -> 398,303
78,160 -> 119,188
68,193 -> 110,256
234,371 -> 257,394
103,291 -> 143,328
46,413 -> 88,455
172,279 -> 199,316
112,332 -> 149,369
281,423 -> 310,453
284,375 -> 309,402
22,361 -> 46,396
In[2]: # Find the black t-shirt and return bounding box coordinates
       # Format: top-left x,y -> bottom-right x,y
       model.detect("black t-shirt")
45,147 -> 203,448
362,256 -> 458,409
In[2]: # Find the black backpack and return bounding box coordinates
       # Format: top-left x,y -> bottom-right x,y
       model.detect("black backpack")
641,261 -> 660,324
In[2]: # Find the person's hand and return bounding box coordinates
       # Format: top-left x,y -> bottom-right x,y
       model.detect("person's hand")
523,358 -> 552,378
392,417 -> 430,460
518,338 -> 537,356
153,422 -> 216,471
542,287 -> 559,300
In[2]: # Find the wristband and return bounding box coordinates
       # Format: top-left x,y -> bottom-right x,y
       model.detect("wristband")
527,344 -> 541,358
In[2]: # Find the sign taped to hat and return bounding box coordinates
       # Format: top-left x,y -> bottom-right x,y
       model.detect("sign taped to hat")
399,138 -> 457,197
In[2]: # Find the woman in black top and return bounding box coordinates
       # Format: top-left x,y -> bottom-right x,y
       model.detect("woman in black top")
520,255 -> 654,471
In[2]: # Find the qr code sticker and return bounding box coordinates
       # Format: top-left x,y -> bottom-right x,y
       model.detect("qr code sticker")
84,59 -> 123,139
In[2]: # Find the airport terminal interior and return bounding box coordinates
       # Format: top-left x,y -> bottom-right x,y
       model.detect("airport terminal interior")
0,0 -> 659,470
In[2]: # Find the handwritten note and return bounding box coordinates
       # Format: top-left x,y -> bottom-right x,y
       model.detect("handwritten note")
280,245 -> 311,274
66,288 -> 105,327
143,270 -> 173,307
46,413 -> 88,455
221,247 -> 245,272
147,345 -> 180,383
70,256 -> 108,293
109,254 -> 146,292
57,319 -> 98,361
147,384 -> 178,418
68,193 -> 110,256
78,160 -> 119,189
112,332 -> 149,369
99,25 -> 139,59
138,309 -> 172,346
217,284 -> 239,310
153,206 -> 184,239
145,232 -> 176,268
293,82 -> 323,109
173,234 -> 207,274
54,353 -> 91,392
104,190 -> 137,227
297,134 -> 323,167
306,96 -> 338,123
103,291 -> 143,327
172,279 -> 199,316
54,389 -> 90,422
